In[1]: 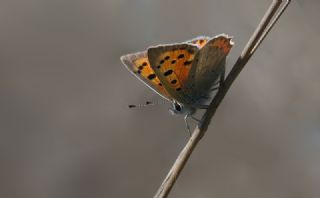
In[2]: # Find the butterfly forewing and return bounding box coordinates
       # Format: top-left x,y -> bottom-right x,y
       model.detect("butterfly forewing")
121,51 -> 171,100
147,44 -> 200,104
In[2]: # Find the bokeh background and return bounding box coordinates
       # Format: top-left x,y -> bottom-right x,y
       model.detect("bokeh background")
1,0 -> 319,198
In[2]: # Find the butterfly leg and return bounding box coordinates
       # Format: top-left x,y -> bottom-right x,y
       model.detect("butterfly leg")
191,115 -> 201,122
210,86 -> 219,91
184,114 -> 192,136
212,79 -> 221,87
198,105 -> 209,109
184,114 -> 201,136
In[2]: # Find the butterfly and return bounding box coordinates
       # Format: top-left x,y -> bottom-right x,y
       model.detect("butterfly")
121,34 -> 233,131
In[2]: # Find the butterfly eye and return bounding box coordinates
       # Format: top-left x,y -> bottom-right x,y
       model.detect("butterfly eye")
174,103 -> 182,112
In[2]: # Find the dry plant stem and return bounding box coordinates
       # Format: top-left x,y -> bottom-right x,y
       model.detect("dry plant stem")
251,0 -> 291,55
153,1 -> 291,198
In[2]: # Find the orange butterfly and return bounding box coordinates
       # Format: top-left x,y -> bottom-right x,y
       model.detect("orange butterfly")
121,34 -> 233,131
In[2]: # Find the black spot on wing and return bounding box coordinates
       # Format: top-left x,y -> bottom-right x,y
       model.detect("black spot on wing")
138,62 -> 148,70
171,79 -> 177,84
164,69 -> 173,76
147,74 -> 156,80
171,60 -> 176,64
177,54 -> 185,59
184,60 -> 192,66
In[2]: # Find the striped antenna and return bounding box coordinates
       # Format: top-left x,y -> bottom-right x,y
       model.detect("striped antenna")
128,100 -> 170,109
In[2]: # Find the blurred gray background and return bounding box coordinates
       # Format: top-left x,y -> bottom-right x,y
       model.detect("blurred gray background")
1,0 -> 319,198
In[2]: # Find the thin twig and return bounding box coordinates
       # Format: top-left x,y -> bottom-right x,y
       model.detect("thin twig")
251,0 -> 291,55
153,1 -> 291,198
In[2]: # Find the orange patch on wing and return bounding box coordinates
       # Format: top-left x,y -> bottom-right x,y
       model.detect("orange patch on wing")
190,38 -> 208,48
211,37 -> 233,54
133,57 -> 170,97
155,49 -> 195,90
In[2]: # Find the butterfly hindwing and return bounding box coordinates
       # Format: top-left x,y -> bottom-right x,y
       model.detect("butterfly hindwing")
186,36 -> 210,48
186,34 -> 234,99
147,43 -> 200,104
121,51 -> 171,100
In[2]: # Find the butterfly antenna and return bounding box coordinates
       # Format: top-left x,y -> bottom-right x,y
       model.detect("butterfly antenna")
128,100 -> 170,109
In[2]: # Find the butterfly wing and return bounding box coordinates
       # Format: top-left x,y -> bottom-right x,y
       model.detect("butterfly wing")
121,51 -> 171,100
147,43 -> 200,104
186,36 -> 210,48
186,34 -> 234,100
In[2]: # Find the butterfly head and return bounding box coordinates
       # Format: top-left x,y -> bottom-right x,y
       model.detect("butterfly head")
169,100 -> 195,115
